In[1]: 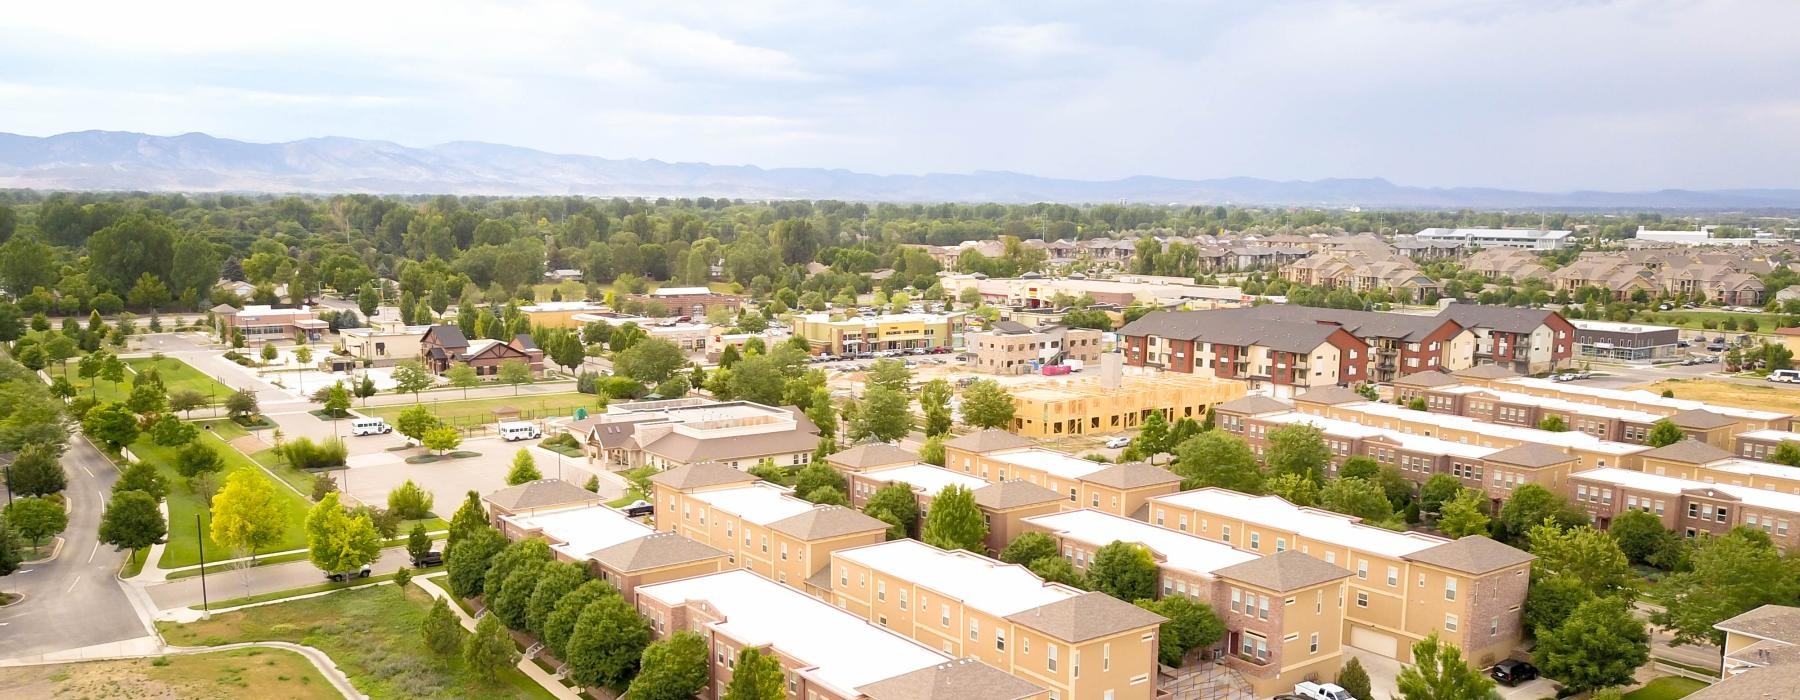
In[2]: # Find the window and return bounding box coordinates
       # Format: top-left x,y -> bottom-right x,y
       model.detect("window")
970,619 -> 979,640
1179,515 -> 1189,532
1357,559 -> 1368,580
1221,525 -> 1231,543
780,542 -> 788,560
1316,590 -> 1323,614
1276,537 -> 1287,552
899,590 -> 908,610
877,581 -> 885,602
1310,633 -> 1319,653
1103,643 -> 1111,671
1073,650 -> 1081,678
1490,617 -> 1500,636
1445,614 -> 1458,632
1386,566 -> 1398,587
1445,577 -> 1458,601
996,630 -> 1006,651
1047,645 -> 1058,672
941,604 -> 950,627
1231,589 -> 1242,613
1356,592 -> 1369,608
1258,595 -> 1270,620
1250,532 -> 1260,550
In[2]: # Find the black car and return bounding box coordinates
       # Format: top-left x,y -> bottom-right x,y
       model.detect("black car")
1490,659 -> 1538,686
412,550 -> 443,568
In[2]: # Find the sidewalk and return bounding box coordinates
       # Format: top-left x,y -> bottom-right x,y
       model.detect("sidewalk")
413,573 -> 582,700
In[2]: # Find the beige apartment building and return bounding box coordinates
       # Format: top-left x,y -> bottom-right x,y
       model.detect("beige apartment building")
1640,439 -> 1800,495
1023,509 -> 1351,696
1449,369 -> 1792,435
1396,371 -> 1749,449
649,462 -> 889,588
483,485 -> 728,599
965,322 -> 1103,375
825,442 -> 1067,555
943,430 -> 1182,518
1570,468 -> 1800,550
819,539 -> 1167,700
1706,604 -> 1800,698
1006,356 -> 1248,438
1146,488 -> 1535,668
633,569 -> 1046,700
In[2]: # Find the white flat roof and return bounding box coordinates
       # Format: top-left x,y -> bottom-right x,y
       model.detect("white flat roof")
1468,387 -> 1666,424
650,286 -> 715,296
794,312 -> 961,324
1338,400 -> 1649,457
1572,319 -> 1681,334
689,483 -> 813,525
984,448 -> 1108,480
1738,429 -> 1800,443
499,505 -> 652,561
1023,509 -> 1258,577
635,570 -> 948,695
1152,488 -> 1449,559
1705,458 -> 1800,483
1260,412 -> 1498,460
861,464 -> 989,495
1573,468 -> 1800,513
1503,377 -> 1788,422
834,540 -> 1077,616
520,301 -> 605,312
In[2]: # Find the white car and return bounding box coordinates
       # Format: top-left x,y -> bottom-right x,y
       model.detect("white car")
1104,437 -> 1131,449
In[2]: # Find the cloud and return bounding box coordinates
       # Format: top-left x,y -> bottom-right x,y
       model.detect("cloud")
964,23 -> 1087,63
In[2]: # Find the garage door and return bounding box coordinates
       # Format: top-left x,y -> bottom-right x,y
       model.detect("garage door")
1348,626 -> 1398,657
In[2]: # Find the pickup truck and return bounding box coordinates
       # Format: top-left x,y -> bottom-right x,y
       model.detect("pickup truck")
1294,681 -> 1357,700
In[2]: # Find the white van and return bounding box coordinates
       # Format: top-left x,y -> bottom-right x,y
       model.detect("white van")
498,421 -> 542,442
1770,369 -> 1800,384
350,417 -> 392,436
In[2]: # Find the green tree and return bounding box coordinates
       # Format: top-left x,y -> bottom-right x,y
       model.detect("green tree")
304,491 -> 381,575
423,426 -> 462,454
1000,532 -> 1060,566
1524,574 -> 1595,639
391,359 -> 434,400
918,378 -> 953,436
1607,509 -> 1679,566
98,489 -> 166,552
446,363 -> 480,399
1337,656 -> 1373,700
1436,489 -> 1491,539
113,460 -> 168,501
921,485 -> 987,552
506,449 -> 541,485
1028,556 -> 1086,588
805,387 -> 836,438
1418,473 -> 1464,513
1533,596 -> 1648,694
484,539 -> 554,602
1495,483 -> 1586,542
174,441 -> 224,477
1320,477 -> 1395,524
260,343 -> 279,362
4,444 -> 66,497
81,402 -> 140,449
407,523 -> 434,564
1769,442 -> 1800,467
322,382 -> 352,417
1527,522 -> 1635,598
1645,419 -> 1686,447
525,562 -> 589,638
446,490 -> 486,550
862,482 -> 919,539
543,580 -> 616,659
1134,410 -> 1172,463
566,594 -> 652,689
492,559 -> 549,629
1135,595 -> 1225,666
1395,631 -> 1495,700
1265,472 -> 1321,507
866,358 -> 912,392
5,497 -> 68,547
395,404 -> 440,445
420,595 -> 462,655
387,479 -> 434,519
1652,528 -> 1800,646
627,630 -> 709,700
803,485 -> 849,506
444,526 -> 507,598
850,386 -> 911,442
1337,455 -> 1381,481
148,413 -> 199,447
1537,415 -> 1569,432
918,433 -> 945,466
1166,430 -> 1267,489
1265,423 -> 1330,482
213,469 -> 288,564
723,647 -> 785,700
793,461 -> 845,499
614,338 -> 687,385
1086,541 -> 1159,601
225,388 -> 259,418
462,614 -> 519,684
498,359 -> 534,395
959,379 -> 1016,429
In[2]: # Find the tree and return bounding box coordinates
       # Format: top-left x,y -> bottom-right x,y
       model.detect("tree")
1320,477 -> 1395,523
544,580 -> 615,659
114,460 -> 169,501
1087,541 -> 1159,602
921,485 -> 987,552
627,630 -> 709,700
1136,595 -> 1226,666
214,469 -> 288,564
493,559 -> 549,629
918,433 -> 945,466
407,523 -> 434,564
81,402 -> 140,449
1537,415 -> 1569,432
1645,419 -> 1686,448
793,461 -> 845,499
566,595 -> 652,690
1524,574 -> 1595,639
98,490 -> 166,552
803,485 -> 848,506
1264,423 -> 1330,483
421,595 -> 462,655
850,386 -> 911,442
225,388 -> 259,419
1135,410 -> 1172,463
1528,522 -> 1635,598
446,363 -> 480,399
5,497 -> 67,547
445,526 -> 508,598
1265,472 -> 1321,507
260,343 -> 279,362
395,404 -> 440,445
866,358 -> 911,392
1394,631 -> 1495,700
174,441 -> 224,477
148,414 -> 198,447
387,479 -> 435,519
1436,489 -> 1491,538
423,426 -> 462,454
1533,596 -> 1648,694
1652,528 -> 1800,646
5,443 -> 66,497
805,387 -> 836,439
0,515 -> 19,576
391,359 -> 434,400
463,614 -> 519,684
504,449 -> 543,485
1000,532 -> 1060,565
1029,556 -> 1087,588
1418,473 -> 1464,514
918,379 -> 953,436
1337,656 -> 1373,700
959,379 -> 1016,429
1608,509 -> 1679,566
322,382 -> 352,418
1337,455 -> 1381,481
358,284 -> 381,318
446,490 -> 487,550
1770,442 -> 1800,467
525,562 -> 589,637
614,338 -> 686,385
1495,484 -> 1586,542
723,647 -> 785,700
498,359 -> 534,395
484,538 -> 554,602
862,482 -> 919,539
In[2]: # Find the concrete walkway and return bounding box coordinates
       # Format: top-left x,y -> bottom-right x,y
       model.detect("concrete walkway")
413,573 -> 582,700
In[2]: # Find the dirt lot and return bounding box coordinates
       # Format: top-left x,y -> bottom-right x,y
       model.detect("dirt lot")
1631,378 -> 1800,416
0,647 -> 336,700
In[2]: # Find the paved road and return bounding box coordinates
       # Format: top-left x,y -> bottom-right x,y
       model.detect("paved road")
1634,601 -> 1723,672
0,439 -> 150,658
145,544 -> 427,611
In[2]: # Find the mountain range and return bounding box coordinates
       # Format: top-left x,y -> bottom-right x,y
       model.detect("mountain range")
1,130 -> 1797,210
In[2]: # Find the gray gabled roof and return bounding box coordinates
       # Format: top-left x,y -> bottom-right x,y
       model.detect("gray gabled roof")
1081,461 -> 1180,490
1641,438 -> 1734,465
1669,409 -> 1737,430
1215,395 -> 1292,415
1292,386 -> 1367,406
767,505 -> 889,540
647,460 -> 760,490
1716,604 -> 1800,644
972,480 -> 1065,510
1438,305 -> 1563,334
423,324 -> 469,349
827,443 -> 918,471
1454,363 -> 1520,380
1214,550 -> 1352,592
1393,370 -> 1461,388
481,479 -> 600,512
1003,592 -> 1166,643
588,532 -> 725,573
1481,443 -> 1577,469
1405,535 -> 1535,575
857,658 -> 1045,700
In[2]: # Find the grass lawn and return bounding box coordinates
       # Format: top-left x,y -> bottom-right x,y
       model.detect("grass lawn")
0,646 -> 338,700
366,393 -> 604,427
128,356 -> 237,402
1636,310 -> 1785,333
158,584 -> 554,699
166,528 -> 446,580
247,447 -> 325,497
1623,676 -> 1709,700
530,281 -> 588,302
605,489 -> 647,508
198,418 -> 252,440
1630,378 -> 1800,416
133,432 -> 313,570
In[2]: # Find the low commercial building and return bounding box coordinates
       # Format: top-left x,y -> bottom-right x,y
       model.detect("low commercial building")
418,324 -> 543,375
573,398 -> 821,470
339,318 -> 430,366
1413,227 -> 1573,251
518,301 -> 610,329
214,304 -> 329,342
650,462 -> 889,587
964,321 -> 1103,375
1023,509 -> 1350,695
791,312 -> 966,355
1004,355 -> 1246,437
634,569 -> 1041,700
820,539 -> 1167,700
1147,488 -> 1535,668
624,286 -> 745,318
1570,468 -> 1799,549
1571,320 -> 1681,362
943,430 -> 1182,517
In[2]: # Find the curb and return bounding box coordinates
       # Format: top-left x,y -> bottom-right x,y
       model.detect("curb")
20,536 -> 66,565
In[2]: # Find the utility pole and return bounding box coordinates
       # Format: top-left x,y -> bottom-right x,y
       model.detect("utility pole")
196,514 -> 210,614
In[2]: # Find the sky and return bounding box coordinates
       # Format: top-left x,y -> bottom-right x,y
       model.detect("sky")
2,0 -> 1798,192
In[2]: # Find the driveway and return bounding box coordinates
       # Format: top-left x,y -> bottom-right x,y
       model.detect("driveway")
0,439 -> 151,659
145,544 -> 425,611
1343,648 -> 1556,700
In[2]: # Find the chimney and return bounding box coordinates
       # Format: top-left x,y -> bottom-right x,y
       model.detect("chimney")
1101,353 -> 1123,390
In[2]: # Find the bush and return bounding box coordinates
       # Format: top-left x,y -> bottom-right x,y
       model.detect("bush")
387,480 -> 434,520
279,437 -> 349,470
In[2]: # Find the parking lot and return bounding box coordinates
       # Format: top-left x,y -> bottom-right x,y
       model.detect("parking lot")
338,435 -> 617,511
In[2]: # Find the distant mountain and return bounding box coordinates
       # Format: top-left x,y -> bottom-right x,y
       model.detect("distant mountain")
1,130 -> 1797,210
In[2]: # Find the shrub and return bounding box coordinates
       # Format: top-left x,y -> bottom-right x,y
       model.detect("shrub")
279,437 -> 349,470
387,480 -> 434,520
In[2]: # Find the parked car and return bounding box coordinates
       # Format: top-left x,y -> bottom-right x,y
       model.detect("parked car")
326,564 -> 374,582
351,417 -> 393,436
1489,659 -> 1538,686
622,500 -> 654,518
1294,682 -> 1356,700
411,550 -> 442,568
498,421 -> 542,442
1770,369 -> 1800,383
1104,436 -> 1131,449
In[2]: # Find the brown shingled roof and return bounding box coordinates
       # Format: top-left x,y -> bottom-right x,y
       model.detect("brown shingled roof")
857,658 -> 1045,700
768,505 -> 890,540
1215,395 -> 1292,416
1081,461 -> 1181,490
1393,371 -> 1461,388
648,461 -> 760,490
587,532 -> 726,573
1669,408 -> 1737,430
481,479 -> 602,512
642,428 -> 821,464
827,443 -> 918,471
1003,592 -> 1166,643
1213,550 -> 1352,592
1641,438 -> 1733,465
1404,535 -> 1535,575
972,480 -> 1066,510
944,429 -> 1036,454
1292,386 -> 1368,406
1454,363 -> 1520,380
1481,443 -> 1577,469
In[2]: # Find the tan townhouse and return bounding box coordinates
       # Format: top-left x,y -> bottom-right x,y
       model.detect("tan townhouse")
965,321 -> 1104,375
1456,371 -> 1790,436
1640,439 -> 1800,494
574,397 -> 822,471
1571,467 -> 1800,550
487,496 -> 727,599
943,430 -> 1181,517
1705,604 -> 1800,698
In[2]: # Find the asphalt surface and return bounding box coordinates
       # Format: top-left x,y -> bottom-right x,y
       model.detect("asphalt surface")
0,439 -> 150,658
145,544 -> 427,611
